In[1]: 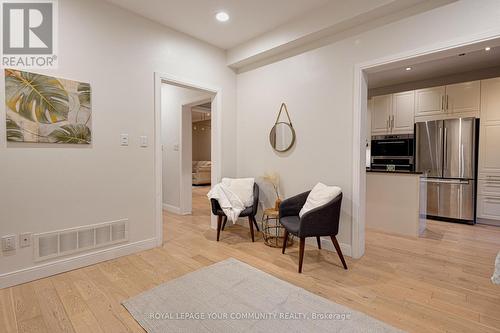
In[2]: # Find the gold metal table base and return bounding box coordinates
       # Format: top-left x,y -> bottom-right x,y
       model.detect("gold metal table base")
261,208 -> 294,248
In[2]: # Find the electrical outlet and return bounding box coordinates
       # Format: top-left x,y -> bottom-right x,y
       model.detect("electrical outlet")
19,233 -> 32,248
1,235 -> 16,252
120,134 -> 129,146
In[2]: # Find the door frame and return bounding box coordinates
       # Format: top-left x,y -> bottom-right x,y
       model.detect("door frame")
351,31 -> 500,259
154,72 -> 222,246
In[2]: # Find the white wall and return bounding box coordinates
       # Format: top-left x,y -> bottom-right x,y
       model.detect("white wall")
0,0 -> 236,285
236,0 -> 500,253
161,84 -> 211,209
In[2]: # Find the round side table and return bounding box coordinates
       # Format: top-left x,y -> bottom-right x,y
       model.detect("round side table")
262,208 -> 294,248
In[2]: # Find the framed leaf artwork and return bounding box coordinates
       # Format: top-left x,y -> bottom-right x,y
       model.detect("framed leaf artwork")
5,69 -> 92,144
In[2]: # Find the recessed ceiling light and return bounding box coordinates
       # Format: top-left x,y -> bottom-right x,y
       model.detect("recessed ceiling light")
485,46 -> 491,51
215,11 -> 229,22
405,67 -> 412,71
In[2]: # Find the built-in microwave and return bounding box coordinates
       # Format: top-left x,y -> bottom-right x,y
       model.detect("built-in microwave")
370,134 -> 414,171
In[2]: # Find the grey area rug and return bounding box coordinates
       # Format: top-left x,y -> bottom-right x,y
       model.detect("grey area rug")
122,258 -> 403,333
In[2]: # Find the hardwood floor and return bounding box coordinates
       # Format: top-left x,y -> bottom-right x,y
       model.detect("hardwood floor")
1,185 -> 500,332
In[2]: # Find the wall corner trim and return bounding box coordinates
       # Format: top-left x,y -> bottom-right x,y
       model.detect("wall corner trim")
0,237 -> 158,289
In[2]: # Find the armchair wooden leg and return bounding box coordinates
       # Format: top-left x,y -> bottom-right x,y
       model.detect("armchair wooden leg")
248,217 -> 255,242
298,237 -> 305,273
216,215 -> 222,242
330,235 -> 347,270
252,216 -> 260,232
282,229 -> 289,254
316,236 -> 322,249
221,216 -> 227,231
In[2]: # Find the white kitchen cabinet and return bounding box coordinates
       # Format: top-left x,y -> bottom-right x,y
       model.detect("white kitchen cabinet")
479,77 -> 500,178
477,195 -> 500,221
371,94 -> 392,135
477,77 -> 500,222
392,91 -> 415,134
371,92 -> 414,135
415,86 -> 445,117
446,80 -> 480,114
480,77 -> 500,123
479,124 -> 500,177
367,98 -> 373,142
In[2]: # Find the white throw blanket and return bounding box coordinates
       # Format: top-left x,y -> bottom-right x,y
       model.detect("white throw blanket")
208,178 -> 254,223
492,252 -> 500,285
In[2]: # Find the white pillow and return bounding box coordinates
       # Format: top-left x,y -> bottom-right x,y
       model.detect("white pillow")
299,183 -> 342,218
221,178 -> 254,207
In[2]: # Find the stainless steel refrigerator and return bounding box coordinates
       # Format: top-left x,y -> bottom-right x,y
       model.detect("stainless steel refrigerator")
416,118 -> 477,224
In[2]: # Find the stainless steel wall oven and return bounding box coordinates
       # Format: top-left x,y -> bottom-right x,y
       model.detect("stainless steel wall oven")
370,134 -> 414,171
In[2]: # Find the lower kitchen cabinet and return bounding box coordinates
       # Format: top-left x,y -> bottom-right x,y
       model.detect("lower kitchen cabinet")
477,177 -> 500,221
477,195 -> 500,221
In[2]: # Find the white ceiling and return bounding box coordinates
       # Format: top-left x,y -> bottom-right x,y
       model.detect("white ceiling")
105,0 -> 330,49
368,43 -> 500,89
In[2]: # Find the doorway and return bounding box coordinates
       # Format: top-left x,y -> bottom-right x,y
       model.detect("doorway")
154,73 -> 221,245
352,35 -> 500,258
191,101 -> 212,214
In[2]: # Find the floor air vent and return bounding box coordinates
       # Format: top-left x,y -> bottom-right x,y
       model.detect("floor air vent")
34,219 -> 128,261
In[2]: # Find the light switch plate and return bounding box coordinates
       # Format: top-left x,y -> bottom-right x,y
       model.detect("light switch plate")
19,233 -> 32,248
120,134 -> 129,146
140,136 -> 148,147
1,235 -> 16,252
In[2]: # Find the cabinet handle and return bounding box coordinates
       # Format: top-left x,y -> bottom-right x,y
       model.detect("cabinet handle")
446,95 -> 449,110
391,115 -> 394,129
441,96 -> 445,110
484,197 -> 500,203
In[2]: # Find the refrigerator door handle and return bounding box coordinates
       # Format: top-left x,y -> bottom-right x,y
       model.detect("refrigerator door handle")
421,178 -> 469,185
444,127 -> 448,173
460,144 -> 465,178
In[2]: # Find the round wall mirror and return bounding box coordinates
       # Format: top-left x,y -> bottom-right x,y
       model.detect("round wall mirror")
270,122 -> 295,152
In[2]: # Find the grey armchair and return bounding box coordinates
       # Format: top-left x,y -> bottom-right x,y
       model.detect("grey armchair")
210,183 -> 260,242
279,190 -> 347,273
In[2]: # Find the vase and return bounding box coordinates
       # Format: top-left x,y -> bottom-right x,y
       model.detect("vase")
274,198 -> 282,210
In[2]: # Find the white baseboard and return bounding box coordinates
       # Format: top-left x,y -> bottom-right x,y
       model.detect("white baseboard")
163,203 -> 181,214
0,237 -> 158,289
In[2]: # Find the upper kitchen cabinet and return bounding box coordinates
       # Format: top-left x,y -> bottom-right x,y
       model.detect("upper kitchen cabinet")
367,98 -> 373,144
371,92 -> 414,135
371,94 -> 392,135
415,86 -> 446,117
392,91 -> 415,134
446,81 -> 480,115
479,77 -> 500,178
480,77 -> 500,123
415,81 -> 480,120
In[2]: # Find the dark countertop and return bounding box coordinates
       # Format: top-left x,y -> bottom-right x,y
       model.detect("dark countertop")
366,168 -> 424,175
